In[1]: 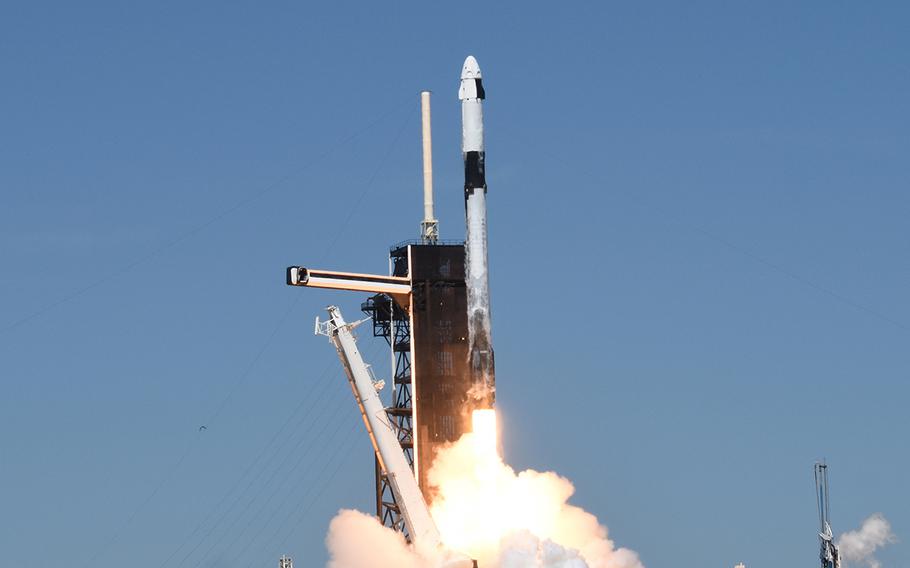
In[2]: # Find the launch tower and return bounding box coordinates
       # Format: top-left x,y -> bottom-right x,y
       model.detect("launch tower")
360,241 -> 471,515
287,63 -> 494,534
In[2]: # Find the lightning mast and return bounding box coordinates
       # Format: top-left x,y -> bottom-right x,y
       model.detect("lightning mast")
814,462 -> 841,568
420,90 -> 438,244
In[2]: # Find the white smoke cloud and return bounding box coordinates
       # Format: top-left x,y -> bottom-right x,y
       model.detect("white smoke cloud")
837,514 -> 897,568
496,531 -> 588,568
326,509 -> 431,568
427,432 -> 642,568
324,506 -> 640,568
325,428 -> 644,568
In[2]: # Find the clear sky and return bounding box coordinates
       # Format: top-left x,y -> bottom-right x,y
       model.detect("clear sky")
1,2 -> 907,567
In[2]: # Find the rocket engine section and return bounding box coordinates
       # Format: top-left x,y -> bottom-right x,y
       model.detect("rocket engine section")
460,55 -> 495,409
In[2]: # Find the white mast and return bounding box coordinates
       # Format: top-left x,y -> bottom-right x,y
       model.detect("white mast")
420,91 -> 439,243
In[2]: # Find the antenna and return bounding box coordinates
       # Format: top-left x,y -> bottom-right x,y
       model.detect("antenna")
814,462 -> 841,568
419,91 -> 439,243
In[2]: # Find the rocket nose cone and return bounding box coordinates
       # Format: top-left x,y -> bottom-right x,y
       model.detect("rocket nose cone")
461,55 -> 482,80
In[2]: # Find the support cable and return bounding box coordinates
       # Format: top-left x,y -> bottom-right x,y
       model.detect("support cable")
182,342 -> 381,568
3,101 -> 410,335
167,110 -> 412,567
557,155 -> 909,333
154,357 -> 338,568
76,292 -> 301,568
260,420 -> 364,564
227,406 -> 364,566
72,102 -> 407,567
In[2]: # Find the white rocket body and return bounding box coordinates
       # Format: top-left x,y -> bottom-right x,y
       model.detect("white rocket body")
460,55 -> 494,407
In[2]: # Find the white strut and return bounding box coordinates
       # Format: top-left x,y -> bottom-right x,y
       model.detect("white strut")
316,305 -> 443,548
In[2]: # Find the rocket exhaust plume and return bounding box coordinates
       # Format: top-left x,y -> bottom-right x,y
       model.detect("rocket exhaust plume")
326,408 -> 644,568
428,409 -> 643,568
471,409 -> 498,456
323,57 -> 641,568
461,55 -> 495,408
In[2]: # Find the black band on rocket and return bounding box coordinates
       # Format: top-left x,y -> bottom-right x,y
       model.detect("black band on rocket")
464,151 -> 486,195
474,79 -> 485,100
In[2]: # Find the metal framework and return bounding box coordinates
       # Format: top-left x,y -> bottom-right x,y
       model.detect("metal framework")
361,246 -> 414,535
316,305 -> 442,547
815,462 -> 841,568
287,241 -> 467,538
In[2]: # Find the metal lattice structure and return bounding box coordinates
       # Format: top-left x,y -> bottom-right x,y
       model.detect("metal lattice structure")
361,246 -> 414,535
815,462 -> 841,568
283,79 -> 486,546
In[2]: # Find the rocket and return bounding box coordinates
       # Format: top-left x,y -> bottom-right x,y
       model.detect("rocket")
460,55 -> 494,408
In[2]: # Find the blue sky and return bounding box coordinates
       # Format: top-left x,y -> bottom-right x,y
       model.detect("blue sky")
1,2 -> 907,567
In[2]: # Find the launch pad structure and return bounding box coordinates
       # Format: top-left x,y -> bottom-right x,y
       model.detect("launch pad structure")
292,240 -> 474,532
283,58 -> 866,568
360,240 -> 473,527
287,66 -> 493,538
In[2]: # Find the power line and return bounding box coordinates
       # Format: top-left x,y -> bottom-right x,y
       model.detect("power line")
154,358 -> 338,568
225,380 -> 367,563
76,292 -> 300,568
177,382 -> 346,568
183,339 -> 382,568
199,400 -> 358,567
682,223 -> 909,332
558,155 -> 909,333
77,433 -> 200,568
177,351 -> 365,568
271,421 -> 364,558
71,100 -> 409,568
321,104 -> 415,256
2,101 -> 409,335
154,108 -> 413,566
